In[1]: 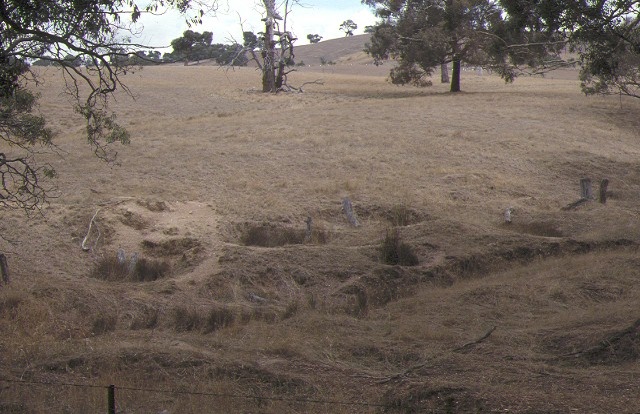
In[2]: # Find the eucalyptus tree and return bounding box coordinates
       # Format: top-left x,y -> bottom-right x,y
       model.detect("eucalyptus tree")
363,0 -> 506,92
363,0 -> 570,91
502,0 -> 640,99
245,0 -> 299,92
340,19 -> 358,36
307,33 -> 323,44
170,30 -> 214,64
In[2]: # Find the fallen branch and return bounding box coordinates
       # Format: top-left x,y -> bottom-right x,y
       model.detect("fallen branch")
276,78 -> 325,93
453,326 -> 497,353
562,198 -> 589,210
248,292 -> 267,304
287,79 -> 324,93
563,178 -> 595,210
81,208 -> 101,251
376,326 -> 498,383
376,362 -> 428,384
97,196 -> 134,207
560,319 -> 640,360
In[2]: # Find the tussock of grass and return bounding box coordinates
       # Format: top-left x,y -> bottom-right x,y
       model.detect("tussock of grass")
91,254 -> 170,282
203,306 -> 235,333
91,314 -> 117,335
172,305 -> 236,333
172,306 -> 201,332
91,255 -> 130,281
389,204 -> 413,227
381,385 -> 483,413
281,301 -> 300,320
238,221 -> 330,247
307,221 -> 331,244
129,308 -> 159,330
380,229 -> 419,266
0,290 -> 25,316
134,257 -> 170,282
240,223 -> 305,247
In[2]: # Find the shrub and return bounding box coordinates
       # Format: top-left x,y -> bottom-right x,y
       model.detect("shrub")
380,229 -> 419,266
319,57 -> 336,65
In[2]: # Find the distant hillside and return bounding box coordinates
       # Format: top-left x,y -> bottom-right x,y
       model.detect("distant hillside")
229,33 -> 389,76
293,34 -> 373,66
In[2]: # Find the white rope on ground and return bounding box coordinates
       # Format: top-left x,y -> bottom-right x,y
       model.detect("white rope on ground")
81,208 -> 101,251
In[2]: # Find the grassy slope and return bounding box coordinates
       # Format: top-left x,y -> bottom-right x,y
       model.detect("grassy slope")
1,61 -> 640,412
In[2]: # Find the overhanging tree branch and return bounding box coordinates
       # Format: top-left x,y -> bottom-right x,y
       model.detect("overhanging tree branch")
0,0 -> 219,211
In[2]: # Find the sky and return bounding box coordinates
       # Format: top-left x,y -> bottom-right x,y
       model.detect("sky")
131,0 -> 378,51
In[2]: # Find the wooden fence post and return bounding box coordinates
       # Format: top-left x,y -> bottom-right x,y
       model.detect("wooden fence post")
580,178 -> 593,200
304,217 -> 313,241
0,254 -> 9,285
342,198 -> 360,227
504,207 -> 513,224
599,178 -> 609,204
117,248 -> 126,264
108,384 -> 115,414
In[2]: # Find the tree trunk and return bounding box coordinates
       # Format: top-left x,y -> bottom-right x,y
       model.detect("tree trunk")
450,59 -> 461,92
262,16 -> 276,92
441,63 -> 449,84
276,60 -> 285,89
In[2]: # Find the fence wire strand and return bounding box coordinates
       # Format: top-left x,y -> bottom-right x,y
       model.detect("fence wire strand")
0,377 -> 386,408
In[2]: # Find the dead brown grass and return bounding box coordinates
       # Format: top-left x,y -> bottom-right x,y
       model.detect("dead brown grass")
1,59 -> 640,412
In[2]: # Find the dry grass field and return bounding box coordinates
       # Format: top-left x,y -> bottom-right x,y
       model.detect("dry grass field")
2,43 -> 640,413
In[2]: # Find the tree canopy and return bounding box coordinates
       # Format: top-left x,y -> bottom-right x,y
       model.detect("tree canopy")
166,30 -> 247,65
363,0 -> 640,96
340,19 -> 358,37
502,0 -> 640,99
0,0 -> 217,211
171,30 -> 213,63
363,0 -> 563,92
307,34 -> 323,44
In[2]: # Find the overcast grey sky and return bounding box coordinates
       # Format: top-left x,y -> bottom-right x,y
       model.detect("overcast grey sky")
131,0 -> 378,50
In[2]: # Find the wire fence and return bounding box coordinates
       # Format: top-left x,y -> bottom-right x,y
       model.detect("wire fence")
0,377 -> 387,413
